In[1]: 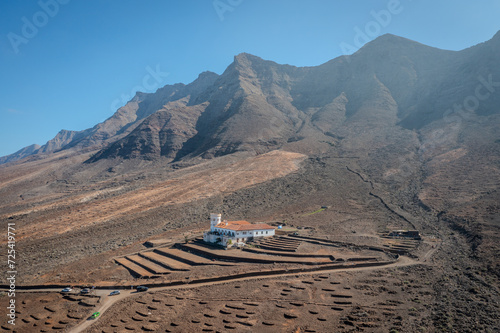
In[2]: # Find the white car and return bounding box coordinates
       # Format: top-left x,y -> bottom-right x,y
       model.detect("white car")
61,287 -> 72,292
109,290 -> 120,296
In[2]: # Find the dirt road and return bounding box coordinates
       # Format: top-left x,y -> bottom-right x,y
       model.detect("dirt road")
69,255 -> 418,333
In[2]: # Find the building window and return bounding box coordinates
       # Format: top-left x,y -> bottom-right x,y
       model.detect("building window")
265,231 -> 268,234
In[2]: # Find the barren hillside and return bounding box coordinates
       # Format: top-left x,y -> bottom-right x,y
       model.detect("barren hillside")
1,32 -> 499,332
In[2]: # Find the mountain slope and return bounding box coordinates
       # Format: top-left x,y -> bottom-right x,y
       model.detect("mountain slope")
0,71 -> 219,164
2,32 -> 500,165
62,71 -> 220,151
87,102 -> 209,161
0,144 -> 41,164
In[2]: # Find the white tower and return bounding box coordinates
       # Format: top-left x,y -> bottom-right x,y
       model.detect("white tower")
210,213 -> 221,231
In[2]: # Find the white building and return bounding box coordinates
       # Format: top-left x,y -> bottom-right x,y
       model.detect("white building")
203,213 -> 275,247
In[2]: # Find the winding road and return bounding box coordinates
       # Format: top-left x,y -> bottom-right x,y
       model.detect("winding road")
68,255 -> 419,333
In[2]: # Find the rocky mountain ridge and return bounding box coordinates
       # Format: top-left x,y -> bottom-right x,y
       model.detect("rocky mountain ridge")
2,31 -> 499,165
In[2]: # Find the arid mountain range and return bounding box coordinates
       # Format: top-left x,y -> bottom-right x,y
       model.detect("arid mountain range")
0,32 -> 499,332
3,31 -> 500,165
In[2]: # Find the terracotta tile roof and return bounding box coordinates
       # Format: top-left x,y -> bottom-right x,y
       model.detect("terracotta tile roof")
215,221 -> 275,231
221,220 -> 251,225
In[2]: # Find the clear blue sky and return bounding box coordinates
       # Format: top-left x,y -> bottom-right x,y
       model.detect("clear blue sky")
1,0 -> 499,157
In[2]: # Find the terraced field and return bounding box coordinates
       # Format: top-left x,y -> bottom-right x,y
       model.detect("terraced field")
115,257 -> 156,278
154,247 -> 234,266
179,241 -> 335,265
250,236 -> 303,252
114,236 -> 390,279
379,235 -> 420,253
114,244 -> 243,278
136,252 -> 191,272
126,255 -> 172,275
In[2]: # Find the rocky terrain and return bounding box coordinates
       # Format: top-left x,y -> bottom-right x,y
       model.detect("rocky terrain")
1,32 -> 499,332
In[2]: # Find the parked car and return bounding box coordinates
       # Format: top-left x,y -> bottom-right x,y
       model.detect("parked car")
91,312 -> 100,319
109,290 -> 120,296
61,287 -> 72,293
136,286 -> 148,292
80,288 -> 90,294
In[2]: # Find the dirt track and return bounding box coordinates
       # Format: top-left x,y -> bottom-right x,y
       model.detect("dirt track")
69,255 -> 417,333
1,254 -> 417,333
